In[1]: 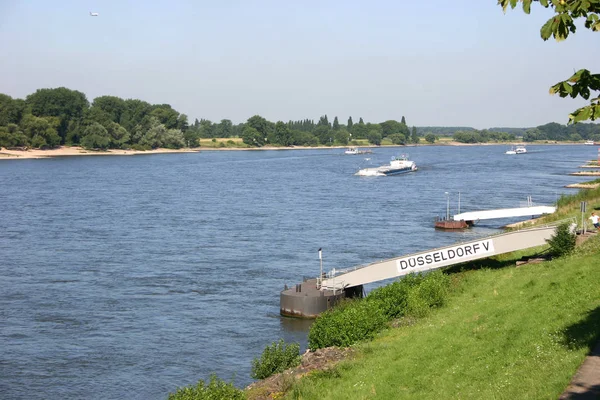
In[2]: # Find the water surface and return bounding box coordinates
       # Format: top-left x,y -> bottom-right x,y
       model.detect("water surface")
0,144 -> 593,399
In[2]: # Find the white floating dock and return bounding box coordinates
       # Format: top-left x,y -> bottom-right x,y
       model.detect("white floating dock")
452,206 -> 556,222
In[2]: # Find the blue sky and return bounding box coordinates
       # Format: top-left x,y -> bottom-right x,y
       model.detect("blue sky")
0,0 -> 598,128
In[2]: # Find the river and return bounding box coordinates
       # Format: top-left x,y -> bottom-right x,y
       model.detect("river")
0,144 -> 594,399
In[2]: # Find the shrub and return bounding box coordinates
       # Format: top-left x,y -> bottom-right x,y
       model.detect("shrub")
308,271 -> 452,350
366,271 -> 450,319
130,143 -> 151,151
167,374 -> 244,400
251,340 -> 301,380
405,271 -> 450,318
547,222 -> 577,257
308,299 -> 387,350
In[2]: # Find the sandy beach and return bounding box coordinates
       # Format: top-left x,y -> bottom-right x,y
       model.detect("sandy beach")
0,146 -> 200,160
0,141 -> 592,160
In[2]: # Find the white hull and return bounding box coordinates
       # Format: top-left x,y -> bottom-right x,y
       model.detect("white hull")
356,156 -> 417,176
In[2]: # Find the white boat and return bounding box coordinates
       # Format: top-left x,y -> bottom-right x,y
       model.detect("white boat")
515,145 -> 527,154
585,140 -> 595,145
355,155 -> 417,176
344,147 -> 372,155
506,146 -> 516,155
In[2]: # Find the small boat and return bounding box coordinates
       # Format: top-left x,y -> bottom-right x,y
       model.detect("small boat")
506,146 -> 516,155
344,147 -> 372,155
585,140 -> 596,145
355,154 -> 417,176
515,145 -> 527,154
434,218 -> 469,230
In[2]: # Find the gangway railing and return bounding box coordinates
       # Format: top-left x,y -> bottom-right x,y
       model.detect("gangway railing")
320,218 -> 576,291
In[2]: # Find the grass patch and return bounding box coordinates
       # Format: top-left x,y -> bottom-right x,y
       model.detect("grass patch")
287,239 -> 600,399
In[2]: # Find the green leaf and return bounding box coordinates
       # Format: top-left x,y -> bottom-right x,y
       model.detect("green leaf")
540,0 -> 549,6
523,0 -> 532,14
562,81 -> 574,95
541,17 -> 555,40
572,106 -> 592,123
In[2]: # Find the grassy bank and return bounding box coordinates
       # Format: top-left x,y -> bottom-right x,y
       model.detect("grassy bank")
279,188 -> 600,399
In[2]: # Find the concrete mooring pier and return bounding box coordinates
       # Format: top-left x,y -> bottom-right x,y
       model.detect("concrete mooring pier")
279,278 -> 363,318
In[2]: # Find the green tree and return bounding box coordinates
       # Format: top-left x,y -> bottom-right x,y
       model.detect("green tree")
139,118 -> 168,149
121,99 -> 152,132
130,115 -> 155,144
291,130 -> 318,146
216,119 -> 233,137
81,122 -> 110,150
150,105 -> 179,129
411,126 -> 419,143
499,0 -> 600,123
106,122 -> 130,148
347,116 -> 353,130
0,124 -> 28,148
367,129 -> 382,145
334,129 -> 350,145
0,94 -> 25,125
91,96 -> 126,123
425,133 -> 436,143
162,129 -> 185,149
26,87 -> 89,142
198,119 -> 215,138
273,121 -> 293,146
183,125 -> 201,147
314,124 -> 332,145
333,116 -> 340,130
351,118 -> 368,138
20,114 -> 61,148
317,115 -> 330,129
546,222 -> 576,257
241,126 -> 263,146
380,120 -> 403,137
387,133 -> 406,145
401,115 -> 406,125
570,133 -> 583,142
246,115 -> 272,139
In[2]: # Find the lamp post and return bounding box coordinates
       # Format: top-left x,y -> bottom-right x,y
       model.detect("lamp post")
318,248 -> 323,289
445,192 -> 450,220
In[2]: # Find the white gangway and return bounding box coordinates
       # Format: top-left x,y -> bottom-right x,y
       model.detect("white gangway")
321,220 -> 573,290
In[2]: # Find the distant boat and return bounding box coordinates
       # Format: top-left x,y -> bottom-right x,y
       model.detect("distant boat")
90,12 -> 99,16
515,145 -> 527,154
355,154 -> 417,176
585,140 -> 596,145
344,147 -> 372,155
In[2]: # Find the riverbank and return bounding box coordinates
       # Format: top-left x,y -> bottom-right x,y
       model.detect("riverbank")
245,186 -> 600,399
1,141 -> 590,160
0,146 -> 200,160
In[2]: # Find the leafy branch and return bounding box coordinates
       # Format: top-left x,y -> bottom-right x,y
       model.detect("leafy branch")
498,0 -> 600,123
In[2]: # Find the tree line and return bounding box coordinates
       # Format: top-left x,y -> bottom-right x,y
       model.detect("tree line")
2,87 -> 598,150
450,122 -> 600,144
0,87 -> 422,150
